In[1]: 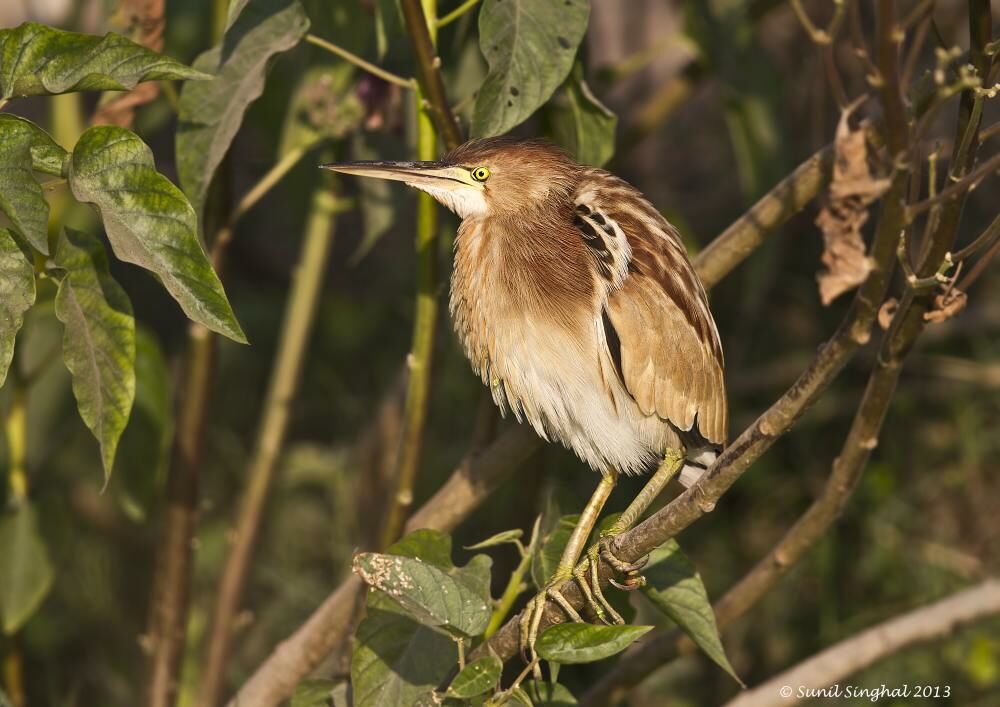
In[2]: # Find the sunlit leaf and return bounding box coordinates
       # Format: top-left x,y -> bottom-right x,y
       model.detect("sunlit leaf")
472,0 -> 589,137
52,229 -> 135,478
68,126 -> 246,343
177,0 -> 310,217
640,540 -> 741,683
547,64 -> 616,167
0,22 -> 210,100
0,503 -> 54,634
531,514 -> 579,590
353,547 -> 492,636
522,681 -> 577,706
0,115 -> 52,253
535,623 -> 652,664
0,229 -> 35,387
448,655 -> 502,698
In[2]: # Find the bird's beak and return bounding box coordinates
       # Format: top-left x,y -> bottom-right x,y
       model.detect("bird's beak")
320,160 -> 480,191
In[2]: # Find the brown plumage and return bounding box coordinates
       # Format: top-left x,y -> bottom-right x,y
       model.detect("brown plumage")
324,137 -> 727,647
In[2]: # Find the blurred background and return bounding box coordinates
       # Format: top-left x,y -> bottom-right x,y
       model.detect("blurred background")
1,0 -> 998,705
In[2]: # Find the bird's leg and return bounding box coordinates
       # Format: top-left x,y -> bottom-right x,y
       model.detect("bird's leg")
579,448 -> 686,616
519,469 -> 619,667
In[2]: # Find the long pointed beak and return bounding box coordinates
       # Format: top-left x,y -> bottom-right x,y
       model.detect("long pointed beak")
320,160 -> 476,190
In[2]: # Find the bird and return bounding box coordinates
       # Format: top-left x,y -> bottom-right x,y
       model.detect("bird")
323,137 -> 726,661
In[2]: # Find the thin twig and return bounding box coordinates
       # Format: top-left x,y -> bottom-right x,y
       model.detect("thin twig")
195,186 -> 339,707
304,33 -> 415,89
724,580 -> 1000,707
905,149 -> 1000,221
399,0 -> 463,150
436,0 -> 481,29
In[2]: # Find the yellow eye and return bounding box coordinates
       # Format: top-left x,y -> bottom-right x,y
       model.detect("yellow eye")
471,166 -> 490,182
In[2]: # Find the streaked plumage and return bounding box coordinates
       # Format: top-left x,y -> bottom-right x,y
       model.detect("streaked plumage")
444,139 -> 726,479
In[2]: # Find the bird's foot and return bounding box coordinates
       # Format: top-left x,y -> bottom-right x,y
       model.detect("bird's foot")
599,534 -> 648,591
518,569 -> 584,676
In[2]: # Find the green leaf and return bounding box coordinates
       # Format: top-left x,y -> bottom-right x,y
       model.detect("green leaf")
0,115 -> 52,253
352,592 -> 457,707
0,503 -> 54,634
68,126 -> 246,343
0,22 -> 210,100
0,229 -> 35,387
177,0 -> 310,217
472,0 -> 590,138
465,528 -> 523,551
352,552 -> 493,637
531,514 -> 579,590
374,0 -> 404,60
348,132 -> 399,262
522,681 -> 577,706
640,540 -> 741,683
52,229 -> 136,477
535,623 -> 652,664
291,679 -> 348,707
547,64 -> 617,167
448,655 -> 502,698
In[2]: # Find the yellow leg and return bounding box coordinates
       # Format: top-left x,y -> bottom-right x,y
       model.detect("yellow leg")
519,469 -> 619,667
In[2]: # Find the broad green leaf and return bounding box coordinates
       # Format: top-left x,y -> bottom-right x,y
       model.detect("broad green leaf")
352,596 -> 456,707
547,64 -> 617,167
113,327 -> 172,520
640,540 -> 741,683
374,0 -> 404,60
291,679 -> 348,707
472,0 -> 590,138
536,623 -> 652,664
0,503 -> 54,634
522,681 -> 577,706
177,0 -> 310,216
52,229 -> 135,477
68,126 -> 246,343
278,64 -> 364,157
531,514 -> 579,590
0,22 -> 210,100
465,528 -> 523,551
448,655 -> 502,698
0,229 -> 35,387
353,552 -> 493,636
0,115 -> 51,252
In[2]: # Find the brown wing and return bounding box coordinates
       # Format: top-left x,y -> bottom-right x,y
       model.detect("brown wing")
577,177 -> 727,447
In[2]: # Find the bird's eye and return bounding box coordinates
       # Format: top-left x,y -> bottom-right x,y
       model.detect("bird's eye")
471,166 -> 490,182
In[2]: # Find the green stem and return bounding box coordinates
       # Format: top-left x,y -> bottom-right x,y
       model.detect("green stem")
196,185 -> 339,707
485,538 -> 536,639
304,34 -> 415,89
379,80 -> 440,549
437,0 -> 481,28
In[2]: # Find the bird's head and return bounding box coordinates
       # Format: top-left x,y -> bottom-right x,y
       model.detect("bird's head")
322,137 -> 578,220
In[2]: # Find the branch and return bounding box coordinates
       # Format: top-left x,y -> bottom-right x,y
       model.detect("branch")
399,0 -> 463,151
723,579 -> 1000,707
195,187 -> 339,707
377,2 -> 445,548
303,34 -> 414,89
225,425 -> 541,707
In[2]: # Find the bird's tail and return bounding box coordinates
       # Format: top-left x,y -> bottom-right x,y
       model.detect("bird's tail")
678,447 -> 717,488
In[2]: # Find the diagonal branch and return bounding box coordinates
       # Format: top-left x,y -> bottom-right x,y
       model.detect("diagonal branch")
724,579 -> 1000,707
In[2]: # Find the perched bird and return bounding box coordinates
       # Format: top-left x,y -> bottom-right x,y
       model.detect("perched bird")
324,137 -> 726,657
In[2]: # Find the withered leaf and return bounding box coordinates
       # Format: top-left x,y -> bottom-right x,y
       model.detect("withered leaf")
924,289 -> 967,323
816,107 -> 890,305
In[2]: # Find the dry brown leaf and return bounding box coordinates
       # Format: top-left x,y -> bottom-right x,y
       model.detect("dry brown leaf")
924,289 -> 967,323
815,107 -> 890,305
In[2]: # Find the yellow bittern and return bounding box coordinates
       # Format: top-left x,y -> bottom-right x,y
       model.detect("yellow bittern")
324,137 -> 726,659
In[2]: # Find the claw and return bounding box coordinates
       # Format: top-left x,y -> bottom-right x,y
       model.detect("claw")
519,571 -> 583,671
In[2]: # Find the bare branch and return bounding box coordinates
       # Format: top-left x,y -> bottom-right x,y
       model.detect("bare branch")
724,580 -> 1000,707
